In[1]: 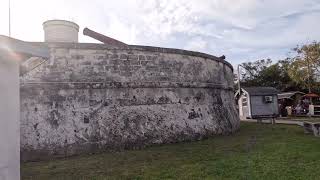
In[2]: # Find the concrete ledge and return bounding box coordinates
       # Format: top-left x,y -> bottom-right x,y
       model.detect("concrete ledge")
28,42 -> 233,71
20,81 -> 233,90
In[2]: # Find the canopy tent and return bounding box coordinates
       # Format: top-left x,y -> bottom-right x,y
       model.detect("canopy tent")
278,91 -> 305,100
303,93 -> 320,98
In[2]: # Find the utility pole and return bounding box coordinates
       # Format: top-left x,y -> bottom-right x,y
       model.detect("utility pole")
237,64 -> 255,94
9,0 -> 11,37
306,56 -> 312,93
237,64 -> 241,94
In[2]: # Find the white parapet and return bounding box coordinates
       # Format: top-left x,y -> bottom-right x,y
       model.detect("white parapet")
0,53 -> 20,180
43,20 -> 79,43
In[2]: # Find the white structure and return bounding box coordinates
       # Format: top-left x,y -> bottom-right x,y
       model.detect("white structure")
43,20 -> 79,43
0,35 -> 50,180
0,52 -> 20,180
236,87 -> 279,120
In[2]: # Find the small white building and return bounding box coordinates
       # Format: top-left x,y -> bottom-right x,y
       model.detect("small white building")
236,87 -> 279,120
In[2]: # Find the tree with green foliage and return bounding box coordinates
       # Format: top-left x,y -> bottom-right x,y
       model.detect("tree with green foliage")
239,59 -> 300,91
238,41 -> 320,93
288,41 -> 320,92
240,59 -> 272,83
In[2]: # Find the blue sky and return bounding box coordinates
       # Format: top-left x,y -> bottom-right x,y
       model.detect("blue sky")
0,0 -> 320,65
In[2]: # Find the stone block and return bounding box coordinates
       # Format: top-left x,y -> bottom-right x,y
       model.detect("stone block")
140,61 -> 151,66
120,54 -> 128,59
110,59 -> 120,66
146,66 -> 159,71
119,65 -> 132,71
130,60 -> 140,65
128,54 -> 138,60
138,55 -> 146,60
110,54 -> 119,59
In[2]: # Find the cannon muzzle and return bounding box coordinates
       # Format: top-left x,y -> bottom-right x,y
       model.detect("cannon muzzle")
83,27 -> 128,47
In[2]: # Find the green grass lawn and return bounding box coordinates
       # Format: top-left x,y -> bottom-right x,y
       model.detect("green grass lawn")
21,122 -> 320,180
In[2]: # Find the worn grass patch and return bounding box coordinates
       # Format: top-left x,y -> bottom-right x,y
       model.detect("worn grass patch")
21,123 -> 320,180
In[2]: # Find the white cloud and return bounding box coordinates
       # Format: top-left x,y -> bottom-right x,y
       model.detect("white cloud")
0,0 -> 319,65
184,37 -> 208,52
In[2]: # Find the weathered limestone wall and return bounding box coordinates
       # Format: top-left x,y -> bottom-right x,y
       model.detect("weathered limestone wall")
20,43 -> 239,161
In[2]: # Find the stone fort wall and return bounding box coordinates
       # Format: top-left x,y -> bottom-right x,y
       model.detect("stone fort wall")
20,43 -> 239,161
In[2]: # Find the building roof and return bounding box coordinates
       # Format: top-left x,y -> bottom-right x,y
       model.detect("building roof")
0,35 -> 50,59
278,91 -> 305,99
242,87 -> 279,96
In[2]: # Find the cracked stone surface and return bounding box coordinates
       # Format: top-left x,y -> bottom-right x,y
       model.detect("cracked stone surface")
20,43 -> 239,161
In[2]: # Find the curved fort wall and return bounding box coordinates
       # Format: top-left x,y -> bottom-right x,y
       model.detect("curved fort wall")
20,43 -> 239,161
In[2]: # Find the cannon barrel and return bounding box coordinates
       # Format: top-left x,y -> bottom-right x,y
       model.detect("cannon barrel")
83,27 -> 128,47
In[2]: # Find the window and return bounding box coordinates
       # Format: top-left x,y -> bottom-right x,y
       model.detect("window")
264,96 -> 273,103
242,97 -> 248,106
